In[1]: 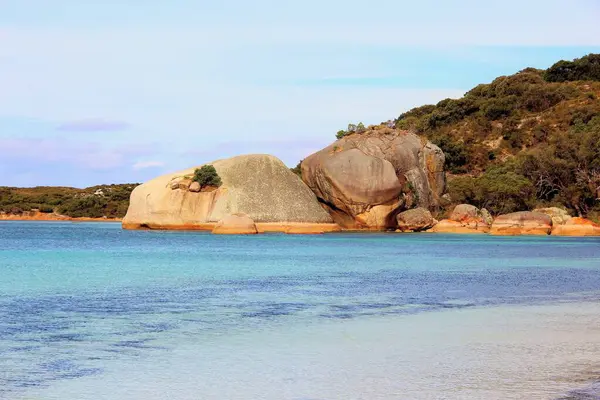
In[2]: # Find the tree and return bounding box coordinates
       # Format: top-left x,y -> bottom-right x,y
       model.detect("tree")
193,165 -> 222,188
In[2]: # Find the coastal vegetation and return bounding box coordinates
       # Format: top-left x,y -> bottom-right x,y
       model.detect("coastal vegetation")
0,184 -> 137,218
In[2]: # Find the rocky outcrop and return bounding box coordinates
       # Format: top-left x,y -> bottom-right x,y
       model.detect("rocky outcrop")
212,213 -> 258,235
122,154 -> 338,233
551,217 -> 600,236
301,127 -> 446,230
396,208 -> 437,232
533,207 -> 571,226
490,211 -> 552,236
429,204 -> 491,234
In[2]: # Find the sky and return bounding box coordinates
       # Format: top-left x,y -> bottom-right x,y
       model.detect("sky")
1,0 -> 600,187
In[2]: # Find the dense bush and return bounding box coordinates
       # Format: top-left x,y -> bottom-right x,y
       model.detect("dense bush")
430,134 -> 469,173
520,116 -> 600,216
544,54 -> 600,82
449,116 -> 600,217
448,163 -> 535,215
193,165 -> 222,188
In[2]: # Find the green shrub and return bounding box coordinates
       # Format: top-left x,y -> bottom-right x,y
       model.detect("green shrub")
192,165 -> 222,188
336,130 -> 347,139
481,96 -> 518,120
521,85 -> 569,112
335,122 -> 368,139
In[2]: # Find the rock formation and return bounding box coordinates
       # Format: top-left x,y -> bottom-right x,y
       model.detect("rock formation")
396,208 -> 437,232
301,127 -> 446,229
551,217 -> 600,236
122,154 -> 339,233
429,204 -> 492,234
490,211 -> 553,236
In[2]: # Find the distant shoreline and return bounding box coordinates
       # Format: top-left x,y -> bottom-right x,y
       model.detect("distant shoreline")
0,211 -> 121,223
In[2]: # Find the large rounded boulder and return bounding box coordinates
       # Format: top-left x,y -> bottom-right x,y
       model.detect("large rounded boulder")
301,127 -> 446,229
122,154 -> 337,233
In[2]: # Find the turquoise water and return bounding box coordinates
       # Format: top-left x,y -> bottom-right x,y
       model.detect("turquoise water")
1,222 -> 600,399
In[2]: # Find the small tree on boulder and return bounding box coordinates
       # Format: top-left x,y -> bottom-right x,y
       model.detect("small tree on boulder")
193,165 -> 222,189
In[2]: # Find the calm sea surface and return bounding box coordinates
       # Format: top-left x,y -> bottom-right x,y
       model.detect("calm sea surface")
1,222 -> 600,399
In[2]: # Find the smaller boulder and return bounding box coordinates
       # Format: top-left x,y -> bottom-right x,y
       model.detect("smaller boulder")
189,181 -> 201,193
480,208 -> 493,226
396,208 -> 437,232
212,213 -> 258,235
551,217 -> 600,236
178,179 -> 192,190
491,211 -> 552,236
450,204 -> 479,222
430,204 -> 491,233
533,207 -> 571,225
428,219 -> 487,234
169,178 -> 183,190
168,177 -> 193,190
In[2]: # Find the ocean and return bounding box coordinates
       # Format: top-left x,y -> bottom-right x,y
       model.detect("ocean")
1,221 -> 600,400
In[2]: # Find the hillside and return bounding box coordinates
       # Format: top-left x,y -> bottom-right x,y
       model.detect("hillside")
347,53 -> 599,220
0,184 -> 138,219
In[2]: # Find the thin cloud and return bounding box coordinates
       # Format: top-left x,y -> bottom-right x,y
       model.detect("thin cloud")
132,161 -> 165,170
57,119 -> 130,132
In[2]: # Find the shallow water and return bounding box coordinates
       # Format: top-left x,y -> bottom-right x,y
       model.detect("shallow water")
1,222 -> 600,399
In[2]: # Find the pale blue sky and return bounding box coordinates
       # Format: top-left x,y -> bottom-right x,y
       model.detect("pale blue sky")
1,0 -> 599,187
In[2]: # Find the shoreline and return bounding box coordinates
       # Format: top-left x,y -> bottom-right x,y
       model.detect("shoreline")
6,218 -> 600,237
0,212 -> 121,223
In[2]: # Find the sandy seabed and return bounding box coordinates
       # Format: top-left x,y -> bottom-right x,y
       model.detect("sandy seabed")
21,301 -> 600,400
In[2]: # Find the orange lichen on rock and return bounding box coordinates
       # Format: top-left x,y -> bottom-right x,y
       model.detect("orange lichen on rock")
551,217 -> 600,236
428,204 -> 491,234
490,211 -> 552,236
